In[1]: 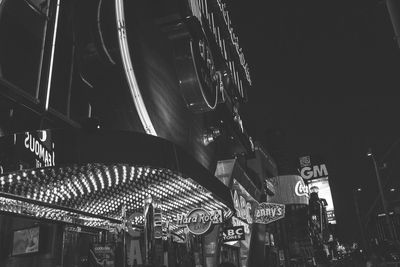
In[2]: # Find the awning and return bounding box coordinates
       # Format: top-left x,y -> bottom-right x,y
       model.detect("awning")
0,129 -> 234,231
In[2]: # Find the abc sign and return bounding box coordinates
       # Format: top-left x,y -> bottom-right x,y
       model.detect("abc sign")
222,226 -> 245,242
226,227 -> 243,237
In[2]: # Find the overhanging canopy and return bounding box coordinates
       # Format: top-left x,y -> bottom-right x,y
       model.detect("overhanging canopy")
0,129 -> 233,231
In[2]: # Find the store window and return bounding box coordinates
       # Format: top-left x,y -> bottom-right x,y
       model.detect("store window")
0,0 -> 49,97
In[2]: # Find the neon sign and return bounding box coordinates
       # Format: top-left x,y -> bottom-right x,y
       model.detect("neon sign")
295,180 -> 309,197
23,131 -> 55,167
176,208 -> 223,235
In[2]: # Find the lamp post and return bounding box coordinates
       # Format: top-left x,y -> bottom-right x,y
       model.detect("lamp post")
367,148 -> 394,240
353,188 -> 367,251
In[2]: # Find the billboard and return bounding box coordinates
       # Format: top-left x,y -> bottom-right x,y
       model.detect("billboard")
268,175 -> 309,205
298,155 -> 336,223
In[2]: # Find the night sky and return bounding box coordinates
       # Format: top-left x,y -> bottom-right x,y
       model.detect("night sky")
228,0 -> 400,241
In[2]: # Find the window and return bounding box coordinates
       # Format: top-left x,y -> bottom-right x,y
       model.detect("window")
0,0 -> 49,97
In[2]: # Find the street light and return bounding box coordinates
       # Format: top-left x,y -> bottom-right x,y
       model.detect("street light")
353,188 -> 367,250
367,148 -> 394,240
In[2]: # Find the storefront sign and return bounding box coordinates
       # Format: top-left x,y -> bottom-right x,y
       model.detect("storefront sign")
233,190 -> 253,224
23,131 -> 56,167
232,216 -> 250,234
253,203 -> 285,224
176,208 -> 223,235
222,226 -> 245,242
0,130 -> 56,172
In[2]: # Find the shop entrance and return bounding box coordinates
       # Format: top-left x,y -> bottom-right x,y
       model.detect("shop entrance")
220,244 -> 240,266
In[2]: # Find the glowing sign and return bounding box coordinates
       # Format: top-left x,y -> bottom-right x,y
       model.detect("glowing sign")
307,177 -> 336,223
295,180 -> 309,197
222,226 -> 245,242
253,203 -> 285,224
300,164 -> 328,180
23,131 -> 55,168
176,208 -> 223,235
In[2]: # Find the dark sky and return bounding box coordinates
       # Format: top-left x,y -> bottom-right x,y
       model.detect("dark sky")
228,0 -> 400,241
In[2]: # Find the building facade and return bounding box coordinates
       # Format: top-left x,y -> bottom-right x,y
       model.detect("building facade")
0,0 -> 279,267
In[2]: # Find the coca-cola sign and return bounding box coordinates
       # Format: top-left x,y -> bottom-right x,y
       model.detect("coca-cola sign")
176,208 -> 223,235
295,180 -> 309,197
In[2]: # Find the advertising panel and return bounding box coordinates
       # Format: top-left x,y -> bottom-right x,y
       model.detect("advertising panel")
268,175 -> 309,205
298,155 -> 336,223
307,177 -> 336,224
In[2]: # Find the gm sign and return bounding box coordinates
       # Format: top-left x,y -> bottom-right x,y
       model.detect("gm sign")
300,164 -> 328,180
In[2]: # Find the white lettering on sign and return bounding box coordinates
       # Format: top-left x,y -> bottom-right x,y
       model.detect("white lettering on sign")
232,216 -> 250,234
255,206 -> 283,218
24,132 -> 55,167
300,164 -> 328,180
176,208 -> 223,235
295,180 -> 309,197
222,226 -> 245,242
253,203 -> 285,224
233,190 -> 252,224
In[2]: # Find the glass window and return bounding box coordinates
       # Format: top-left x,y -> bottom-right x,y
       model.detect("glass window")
49,0 -> 90,121
0,0 -> 49,97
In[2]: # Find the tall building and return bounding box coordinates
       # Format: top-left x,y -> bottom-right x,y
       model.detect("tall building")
0,1 -> 275,266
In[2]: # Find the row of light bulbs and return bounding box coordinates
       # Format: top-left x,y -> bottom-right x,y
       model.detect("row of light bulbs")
0,163 -> 232,232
